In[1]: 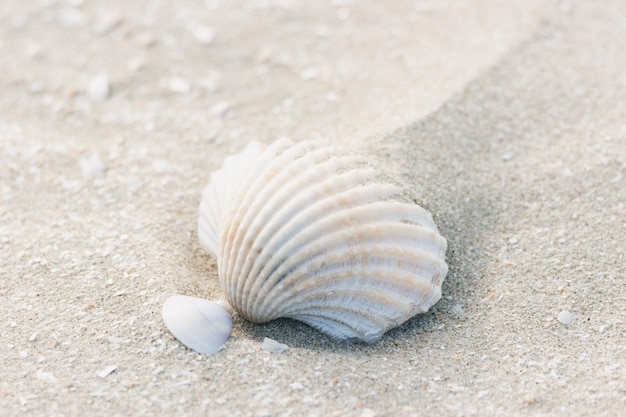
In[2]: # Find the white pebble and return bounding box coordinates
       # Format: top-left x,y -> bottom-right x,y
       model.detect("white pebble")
199,77 -> 218,92
162,296 -> 232,354
168,77 -> 191,94
315,25 -> 331,38
211,101 -> 230,117
151,160 -> 172,173
93,13 -> 123,35
336,7 -> 350,20
97,365 -> 118,379
557,311 -> 573,326
193,26 -> 215,45
359,409 -> 376,417
57,9 -> 87,27
37,370 -> 58,384
477,390 -> 489,399
289,382 -> 305,390
80,153 -> 106,178
300,68 -> 318,80
27,81 -> 45,94
262,337 -> 288,353
26,44 -> 44,59
87,74 -> 110,101
135,32 -> 157,47
451,304 -> 468,319
127,57 -> 145,73
326,92 -> 338,102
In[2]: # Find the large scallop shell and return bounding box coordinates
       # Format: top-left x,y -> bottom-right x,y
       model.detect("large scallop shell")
195,139 -> 448,343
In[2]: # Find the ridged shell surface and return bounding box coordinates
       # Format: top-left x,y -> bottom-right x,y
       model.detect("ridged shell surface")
198,139 -> 448,343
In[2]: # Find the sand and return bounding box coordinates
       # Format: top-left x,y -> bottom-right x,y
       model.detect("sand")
1,0 -> 624,416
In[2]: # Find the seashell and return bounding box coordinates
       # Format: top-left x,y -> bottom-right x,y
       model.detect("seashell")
164,139 -> 448,351
162,295 -> 232,354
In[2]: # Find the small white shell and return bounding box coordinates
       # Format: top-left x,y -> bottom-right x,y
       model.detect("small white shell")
195,139 -> 448,344
162,295 -> 232,354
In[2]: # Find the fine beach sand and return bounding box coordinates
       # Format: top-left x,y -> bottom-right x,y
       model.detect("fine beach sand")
1,1 -> 625,416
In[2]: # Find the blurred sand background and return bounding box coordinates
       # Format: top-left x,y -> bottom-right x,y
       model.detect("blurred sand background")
1,0 -> 625,416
